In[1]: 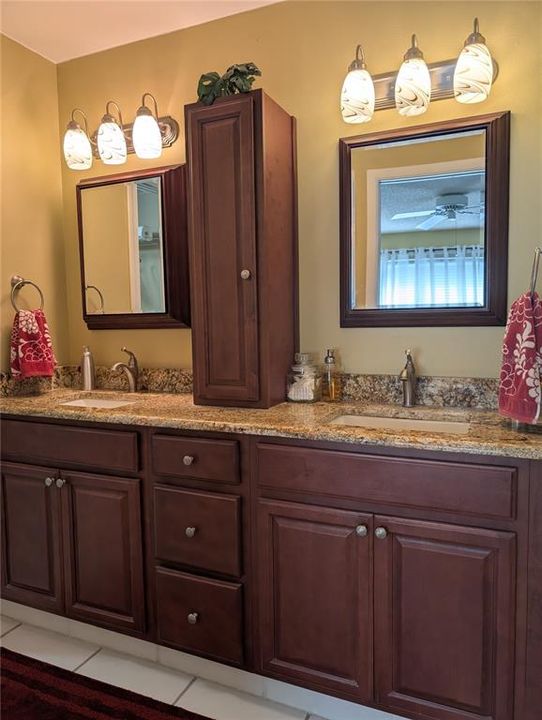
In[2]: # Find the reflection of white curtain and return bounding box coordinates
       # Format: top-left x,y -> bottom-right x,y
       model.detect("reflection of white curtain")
379,245 -> 484,308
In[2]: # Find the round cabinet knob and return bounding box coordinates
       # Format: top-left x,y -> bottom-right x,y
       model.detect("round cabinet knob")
185,526 -> 197,538
187,612 -> 199,625
375,526 -> 388,540
55,478 -> 66,489
240,269 -> 251,280
44,477 -> 54,487
355,525 -> 368,537
183,455 -> 195,466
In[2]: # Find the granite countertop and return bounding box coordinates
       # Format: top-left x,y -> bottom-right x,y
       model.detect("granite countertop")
2,388 -> 542,460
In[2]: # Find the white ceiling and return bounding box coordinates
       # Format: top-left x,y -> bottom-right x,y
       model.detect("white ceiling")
0,0 -> 282,63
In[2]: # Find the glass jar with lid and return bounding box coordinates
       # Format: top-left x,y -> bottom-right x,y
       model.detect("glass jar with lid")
287,353 -> 323,403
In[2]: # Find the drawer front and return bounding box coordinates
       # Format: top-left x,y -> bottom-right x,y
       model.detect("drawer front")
154,486 -> 242,576
257,443 -> 517,520
155,567 -> 243,664
151,435 -> 239,484
1,420 -> 139,474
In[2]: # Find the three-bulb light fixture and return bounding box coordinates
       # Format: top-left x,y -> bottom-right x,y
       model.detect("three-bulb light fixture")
340,18 -> 495,124
63,93 -> 175,170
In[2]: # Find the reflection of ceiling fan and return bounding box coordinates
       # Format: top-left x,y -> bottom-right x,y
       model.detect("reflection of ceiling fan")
391,193 -> 485,231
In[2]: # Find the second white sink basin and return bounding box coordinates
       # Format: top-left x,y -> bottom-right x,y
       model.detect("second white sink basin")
60,398 -> 137,410
330,414 -> 471,435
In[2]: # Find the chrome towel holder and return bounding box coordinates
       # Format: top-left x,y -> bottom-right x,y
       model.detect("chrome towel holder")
529,248 -> 542,296
10,275 -> 45,312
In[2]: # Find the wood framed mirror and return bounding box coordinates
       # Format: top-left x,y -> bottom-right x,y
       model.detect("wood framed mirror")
339,111 -> 510,327
77,165 -> 190,330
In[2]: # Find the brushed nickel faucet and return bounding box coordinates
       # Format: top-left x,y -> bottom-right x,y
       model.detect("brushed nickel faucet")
112,347 -> 139,393
399,349 -> 416,407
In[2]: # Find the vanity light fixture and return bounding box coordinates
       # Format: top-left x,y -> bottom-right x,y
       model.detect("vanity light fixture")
340,45 -> 375,124
395,34 -> 431,117
63,109 -> 93,170
97,101 -> 127,165
133,93 -> 162,159
454,18 -> 494,104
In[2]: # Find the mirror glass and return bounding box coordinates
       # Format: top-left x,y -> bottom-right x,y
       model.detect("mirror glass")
81,177 -> 165,315
350,129 -> 486,310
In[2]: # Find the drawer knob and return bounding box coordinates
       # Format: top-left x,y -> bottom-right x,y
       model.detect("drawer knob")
55,478 -> 66,489
185,526 -> 197,538
44,477 -> 55,487
355,524 -> 368,537
375,526 -> 388,540
240,269 -> 251,280
183,455 -> 195,466
187,612 -> 199,625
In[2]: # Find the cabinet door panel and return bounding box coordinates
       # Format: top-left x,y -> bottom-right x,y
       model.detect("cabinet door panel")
186,96 -> 259,403
374,516 -> 515,720
62,472 -> 145,633
258,499 -> 372,701
1,463 -> 63,612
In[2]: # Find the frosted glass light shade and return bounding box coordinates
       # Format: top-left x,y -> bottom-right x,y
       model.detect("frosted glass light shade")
133,113 -> 162,158
454,42 -> 493,104
63,126 -> 92,170
97,121 -> 127,165
395,57 -> 431,117
341,68 -> 375,124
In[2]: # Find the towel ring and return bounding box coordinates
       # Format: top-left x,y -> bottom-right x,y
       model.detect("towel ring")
10,275 -> 44,312
85,284 -> 105,313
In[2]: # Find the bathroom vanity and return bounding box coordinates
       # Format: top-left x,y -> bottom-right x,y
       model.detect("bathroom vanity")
1,392 -> 540,720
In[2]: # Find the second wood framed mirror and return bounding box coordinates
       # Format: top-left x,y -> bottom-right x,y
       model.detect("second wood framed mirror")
339,111 -> 510,327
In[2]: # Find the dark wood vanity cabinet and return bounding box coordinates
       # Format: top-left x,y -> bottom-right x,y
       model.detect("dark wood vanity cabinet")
185,90 -> 297,408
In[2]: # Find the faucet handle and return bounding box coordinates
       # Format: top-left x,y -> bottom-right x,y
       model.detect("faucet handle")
121,347 -> 138,371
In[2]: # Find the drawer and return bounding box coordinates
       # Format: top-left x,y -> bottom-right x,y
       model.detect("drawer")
1,420 -> 139,474
151,435 -> 239,484
257,443 -> 517,520
154,486 -> 242,576
155,567 -> 243,664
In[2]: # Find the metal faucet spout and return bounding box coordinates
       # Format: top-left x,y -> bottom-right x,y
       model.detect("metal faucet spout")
399,349 -> 416,407
111,348 -> 139,393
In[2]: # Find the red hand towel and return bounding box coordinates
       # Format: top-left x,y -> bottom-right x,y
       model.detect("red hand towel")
10,309 -> 57,380
499,292 -> 542,424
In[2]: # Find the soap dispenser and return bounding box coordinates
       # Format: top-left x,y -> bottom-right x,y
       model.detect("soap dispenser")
322,348 -> 339,401
81,346 -> 96,390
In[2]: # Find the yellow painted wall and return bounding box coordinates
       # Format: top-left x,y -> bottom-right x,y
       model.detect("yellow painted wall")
0,36 -> 67,370
32,1 -> 542,376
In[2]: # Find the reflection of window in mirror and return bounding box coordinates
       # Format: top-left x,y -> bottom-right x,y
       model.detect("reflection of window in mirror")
352,129 -> 486,310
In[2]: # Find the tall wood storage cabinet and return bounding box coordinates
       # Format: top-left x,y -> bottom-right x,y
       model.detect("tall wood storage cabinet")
185,90 -> 297,408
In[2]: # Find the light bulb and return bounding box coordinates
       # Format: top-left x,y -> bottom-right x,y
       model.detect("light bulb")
133,93 -> 162,159
340,45 -> 375,124
395,35 -> 431,117
97,101 -> 127,165
63,110 -> 92,170
454,18 -> 494,104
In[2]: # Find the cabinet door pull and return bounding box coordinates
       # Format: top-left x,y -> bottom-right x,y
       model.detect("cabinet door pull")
355,524 -> 368,537
374,526 -> 388,540
240,269 -> 252,280
183,455 -> 195,466
44,477 -> 54,487
55,478 -> 66,489
185,526 -> 197,538
187,612 -> 199,625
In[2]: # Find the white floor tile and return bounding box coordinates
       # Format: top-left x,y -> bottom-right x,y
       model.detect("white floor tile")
177,678 -> 307,720
0,615 -> 20,637
67,618 -> 158,662
77,648 -> 193,703
2,624 -> 99,670
0,600 -> 70,635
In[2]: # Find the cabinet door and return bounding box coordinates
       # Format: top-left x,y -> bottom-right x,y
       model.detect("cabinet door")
374,516 -> 515,720
186,95 -> 259,404
258,499 -> 372,702
1,462 -> 63,612
61,472 -> 145,633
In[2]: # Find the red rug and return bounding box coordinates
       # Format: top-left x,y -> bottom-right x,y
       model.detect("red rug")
1,647 -> 209,720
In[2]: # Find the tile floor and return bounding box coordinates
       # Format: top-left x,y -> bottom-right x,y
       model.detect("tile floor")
0,615 -> 307,719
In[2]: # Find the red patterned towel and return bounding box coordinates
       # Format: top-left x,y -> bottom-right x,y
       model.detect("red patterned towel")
10,309 -> 57,380
499,292 -> 542,424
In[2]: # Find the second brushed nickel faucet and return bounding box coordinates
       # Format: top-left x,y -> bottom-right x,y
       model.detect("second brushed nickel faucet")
399,349 -> 417,407
112,347 -> 139,393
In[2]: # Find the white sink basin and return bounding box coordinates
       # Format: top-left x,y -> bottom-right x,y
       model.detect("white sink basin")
330,414 -> 471,435
60,398 -> 137,410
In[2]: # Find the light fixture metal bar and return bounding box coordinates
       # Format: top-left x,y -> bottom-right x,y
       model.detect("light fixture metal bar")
372,57 -> 499,111
89,115 -> 179,159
